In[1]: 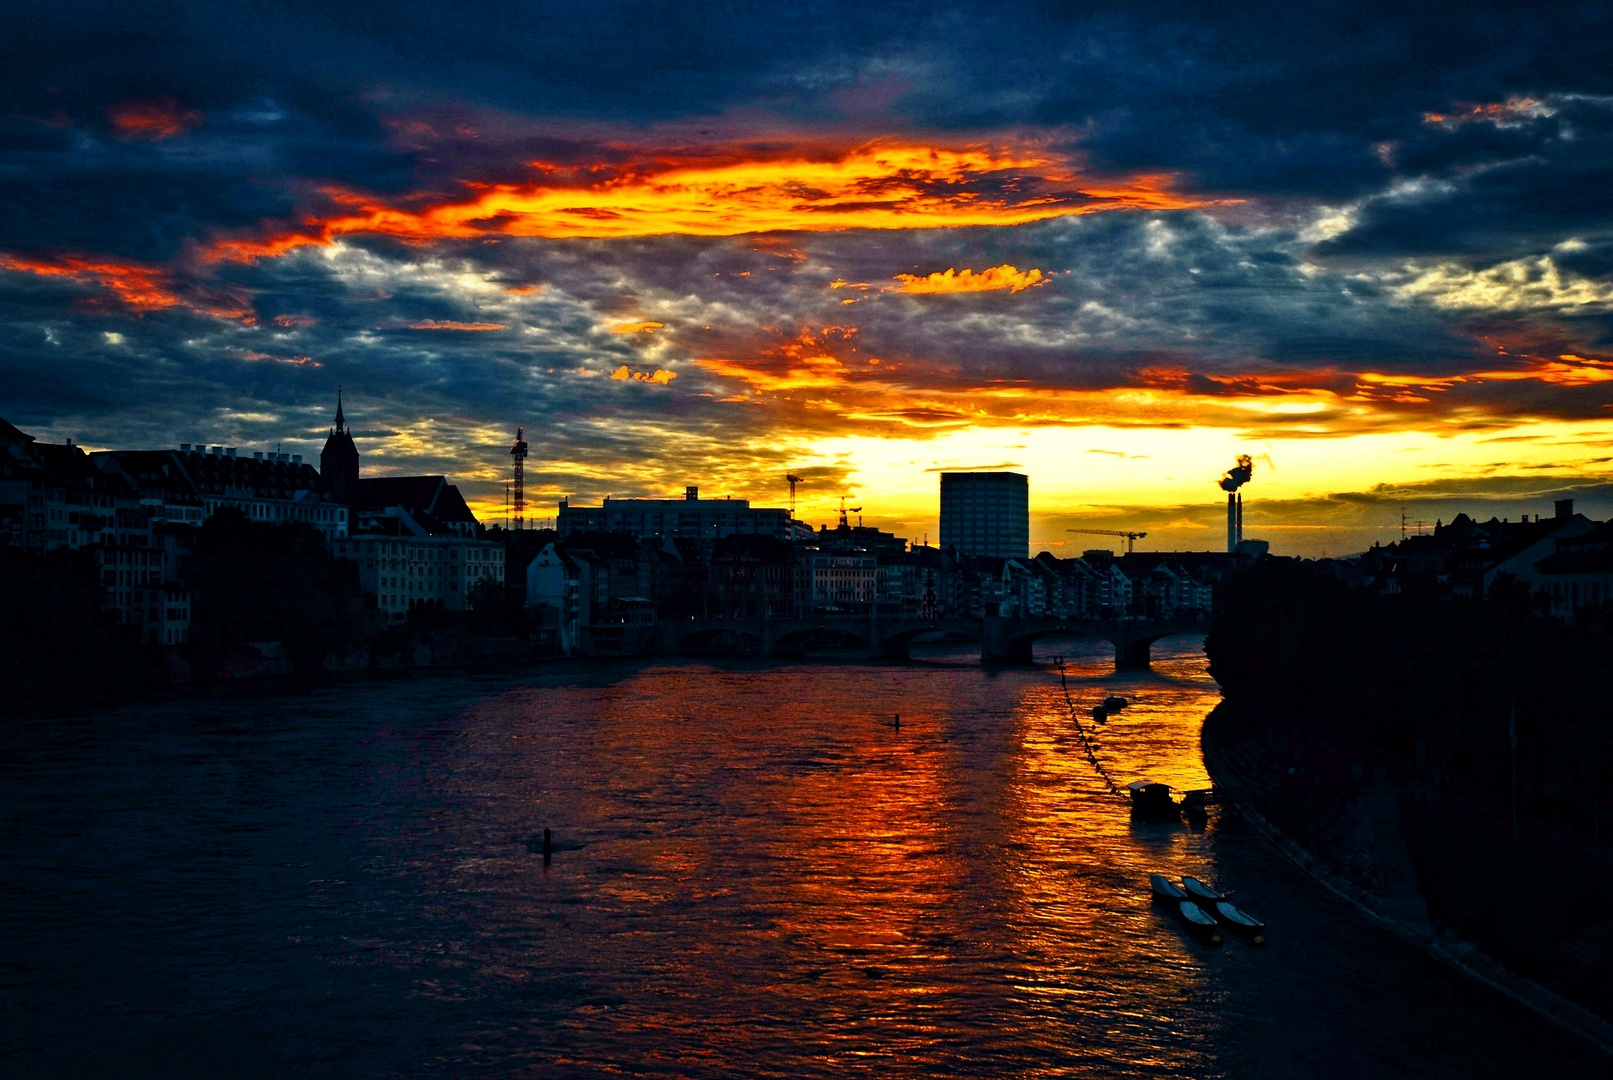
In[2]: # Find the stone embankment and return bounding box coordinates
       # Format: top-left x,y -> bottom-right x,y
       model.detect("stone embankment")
1203,708 -> 1613,1059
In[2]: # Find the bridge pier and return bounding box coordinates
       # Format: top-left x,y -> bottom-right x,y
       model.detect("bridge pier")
980,617 -> 1036,663
877,634 -> 914,661
1115,636 -> 1154,669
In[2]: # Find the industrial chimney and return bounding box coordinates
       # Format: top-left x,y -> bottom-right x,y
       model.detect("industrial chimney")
1220,455 -> 1254,553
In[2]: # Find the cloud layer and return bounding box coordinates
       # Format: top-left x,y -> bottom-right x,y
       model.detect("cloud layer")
3,3 -> 1612,552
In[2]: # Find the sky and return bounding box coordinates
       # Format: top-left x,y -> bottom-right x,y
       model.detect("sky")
4,1 -> 1613,556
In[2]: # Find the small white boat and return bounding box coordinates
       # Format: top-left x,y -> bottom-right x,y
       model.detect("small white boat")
1214,901 -> 1267,944
1182,875 -> 1224,903
1149,873 -> 1189,902
1178,901 -> 1222,941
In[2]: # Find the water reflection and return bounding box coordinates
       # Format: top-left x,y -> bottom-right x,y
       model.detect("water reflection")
2,638 -> 1606,1078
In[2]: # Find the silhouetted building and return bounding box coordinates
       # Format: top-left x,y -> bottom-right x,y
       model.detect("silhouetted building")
1533,516 -> 1613,615
556,486 -> 791,540
94,445 -> 346,541
320,391 -> 360,506
940,471 -> 1028,558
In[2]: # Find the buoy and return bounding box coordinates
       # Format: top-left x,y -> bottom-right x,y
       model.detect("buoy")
542,827 -> 552,866
894,713 -> 900,730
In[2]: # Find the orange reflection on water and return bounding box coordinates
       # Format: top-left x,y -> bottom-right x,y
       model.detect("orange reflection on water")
411,639 -> 1235,1073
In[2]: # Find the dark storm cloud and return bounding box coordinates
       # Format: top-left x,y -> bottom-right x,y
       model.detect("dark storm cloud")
4,0 -> 1613,524
1319,96 -> 1613,259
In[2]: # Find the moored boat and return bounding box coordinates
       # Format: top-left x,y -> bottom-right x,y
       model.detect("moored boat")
1182,875 -> 1224,903
1127,780 -> 1180,821
1178,900 -> 1222,942
1213,901 -> 1266,944
1103,695 -> 1128,711
1092,705 -> 1107,723
1149,873 -> 1189,902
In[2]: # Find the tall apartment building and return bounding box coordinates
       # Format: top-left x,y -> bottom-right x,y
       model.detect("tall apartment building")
939,471 -> 1028,558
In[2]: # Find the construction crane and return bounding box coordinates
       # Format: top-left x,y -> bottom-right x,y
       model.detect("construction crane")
838,495 -> 861,529
509,425 -> 528,532
786,473 -> 803,516
1068,528 -> 1147,554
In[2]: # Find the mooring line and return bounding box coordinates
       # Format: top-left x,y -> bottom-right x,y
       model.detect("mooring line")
1053,658 -> 1127,800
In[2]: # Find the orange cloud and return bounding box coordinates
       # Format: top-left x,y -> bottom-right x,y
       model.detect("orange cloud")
272,314 -> 318,327
694,326 -> 862,393
610,365 -> 677,384
106,97 -> 204,140
195,140 -> 1214,263
609,320 -> 665,334
402,319 -> 507,331
891,264 -> 1046,295
1357,354 -> 1613,391
1423,97 -> 1552,128
0,252 -> 253,321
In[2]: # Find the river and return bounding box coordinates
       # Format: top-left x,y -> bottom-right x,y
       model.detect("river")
2,636 -> 1606,1077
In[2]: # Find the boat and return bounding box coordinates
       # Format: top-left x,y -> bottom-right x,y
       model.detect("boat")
1127,780 -> 1180,821
1149,873 -> 1189,902
1103,695 -> 1128,711
1178,901 -> 1222,942
1092,705 -> 1107,723
1213,901 -> 1266,944
1182,876 -> 1224,903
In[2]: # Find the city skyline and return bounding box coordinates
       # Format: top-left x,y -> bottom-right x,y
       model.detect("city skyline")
5,4 -> 1612,555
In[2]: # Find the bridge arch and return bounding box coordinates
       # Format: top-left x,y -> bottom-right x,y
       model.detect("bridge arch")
673,627 -> 766,655
869,623 -> 980,661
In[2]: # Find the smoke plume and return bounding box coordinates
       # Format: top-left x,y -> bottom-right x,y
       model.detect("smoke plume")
1220,454 -> 1254,492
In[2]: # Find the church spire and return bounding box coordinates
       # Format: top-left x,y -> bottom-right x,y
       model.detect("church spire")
334,386 -> 345,433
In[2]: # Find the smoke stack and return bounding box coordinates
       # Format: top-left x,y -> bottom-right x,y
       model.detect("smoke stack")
1221,455 -> 1254,552
1556,498 -> 1574,519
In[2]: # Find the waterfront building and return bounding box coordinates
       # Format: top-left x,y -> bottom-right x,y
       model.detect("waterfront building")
0,419 -> 138,552
525,535 -> 658,655
710,533 -> 792,619
336,513 -> 504,621
939,471 -> 1028,559
93,445 -> 347,541
557,486 -> 791,541
796,547 -> 878,612
526,543 -> 584,653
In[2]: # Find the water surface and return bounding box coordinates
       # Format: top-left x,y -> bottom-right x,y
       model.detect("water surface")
2,637 -> 1604,1077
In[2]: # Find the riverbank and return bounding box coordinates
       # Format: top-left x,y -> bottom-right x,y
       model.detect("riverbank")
1203,702 -> 1613,1058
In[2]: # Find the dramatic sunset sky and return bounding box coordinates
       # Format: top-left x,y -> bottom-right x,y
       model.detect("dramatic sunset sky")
5,2 -> 1613,554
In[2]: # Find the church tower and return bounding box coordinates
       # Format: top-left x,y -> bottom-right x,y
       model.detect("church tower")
320,389 -> 360,504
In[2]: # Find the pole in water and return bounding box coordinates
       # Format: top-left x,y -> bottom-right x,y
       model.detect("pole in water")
543,827 -> 553,866
894,713 -> 900,730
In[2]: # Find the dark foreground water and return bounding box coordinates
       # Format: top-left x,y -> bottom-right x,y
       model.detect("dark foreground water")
3,637 -> 1606,1078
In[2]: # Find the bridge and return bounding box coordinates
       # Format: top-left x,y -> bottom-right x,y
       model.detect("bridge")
634,614 -> 1204,667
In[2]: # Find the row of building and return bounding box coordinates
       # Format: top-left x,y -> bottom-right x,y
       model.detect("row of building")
0,401 -> 505,645
522,513 -> 1223,654
1323,499 -> 1613,614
